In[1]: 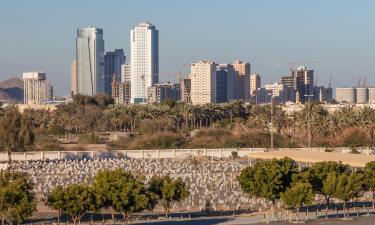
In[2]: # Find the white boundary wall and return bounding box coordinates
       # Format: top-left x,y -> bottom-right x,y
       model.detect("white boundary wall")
0,148 -> 264,161
0,147 -> 372,162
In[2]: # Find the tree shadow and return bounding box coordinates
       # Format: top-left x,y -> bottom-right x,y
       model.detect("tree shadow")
137,218 -> 235,225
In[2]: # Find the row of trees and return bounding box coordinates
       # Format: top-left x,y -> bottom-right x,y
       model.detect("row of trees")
0,168 -> 189,225
239,158 -> 375,221
30,97 -> 375,144
1,94 -> 375,153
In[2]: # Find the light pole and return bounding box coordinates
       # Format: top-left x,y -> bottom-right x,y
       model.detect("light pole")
268,93 -> 274,150
304,94 -> 314,150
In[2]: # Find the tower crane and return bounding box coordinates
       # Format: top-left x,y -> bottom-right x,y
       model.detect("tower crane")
278,61 -> 319,75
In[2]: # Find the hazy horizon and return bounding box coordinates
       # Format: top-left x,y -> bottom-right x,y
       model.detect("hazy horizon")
1,0 -> 374,95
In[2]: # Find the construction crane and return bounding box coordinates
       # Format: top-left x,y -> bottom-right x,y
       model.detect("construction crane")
363,76 -> 367,87
278,61 -> 319,75
328,73 -> 332,88
357,76 -> 362,87
178,64 -> 190,82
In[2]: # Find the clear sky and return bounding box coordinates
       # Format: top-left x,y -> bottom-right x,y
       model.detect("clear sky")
1,0 -> 374,95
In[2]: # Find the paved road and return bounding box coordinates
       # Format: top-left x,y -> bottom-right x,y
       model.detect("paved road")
134,216 -> 375,225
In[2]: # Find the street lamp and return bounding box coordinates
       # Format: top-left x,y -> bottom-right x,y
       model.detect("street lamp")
304,94 -> 314,150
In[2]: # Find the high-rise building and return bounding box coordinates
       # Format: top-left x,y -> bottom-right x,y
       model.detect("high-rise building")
180,76 -> 191,103
121,63 -> 131,83
147,82 -> 180,103
280,66 -> 314,103
111,76 -> 131,105
216,64 -> 235,103
104,49 -> 126,95
233,60 -> 250,101
76,27 -> 105,96
70,60 -> 77,96
265,82 -> 295,104
191,61 -> 217,105
252,88 -> 272,104
250,74 -> 261,96
23,72 -> 53,105
293,66 -> 314,103
130,22 -> 159,103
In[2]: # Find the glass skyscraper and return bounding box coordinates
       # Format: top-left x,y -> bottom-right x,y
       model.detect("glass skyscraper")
104,49 -> 126,95
76,27 -> 105,96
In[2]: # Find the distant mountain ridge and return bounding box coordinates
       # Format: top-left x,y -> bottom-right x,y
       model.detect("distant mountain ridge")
0,77 -> 24,103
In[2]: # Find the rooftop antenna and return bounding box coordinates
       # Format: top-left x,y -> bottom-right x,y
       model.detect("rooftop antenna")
357,76 -> 362,87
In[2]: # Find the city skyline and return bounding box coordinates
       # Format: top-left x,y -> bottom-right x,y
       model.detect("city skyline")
1,0 -> 375,95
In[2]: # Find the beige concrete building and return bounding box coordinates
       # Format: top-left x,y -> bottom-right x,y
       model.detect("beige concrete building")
121,63 -> 131,82
233,60 -> 250,101
250,74 -> 261,96
111,76 -> 131,105
70,60 -> 77,96
191,61 -> 216,104
23,72 -> 53,105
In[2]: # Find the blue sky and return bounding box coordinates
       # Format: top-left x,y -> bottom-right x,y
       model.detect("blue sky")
1,0 -> 374,95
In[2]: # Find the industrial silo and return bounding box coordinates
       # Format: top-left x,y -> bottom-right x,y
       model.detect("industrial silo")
335,87 -> 356,103
369,87 -> 375,104
356,87 -> 369,104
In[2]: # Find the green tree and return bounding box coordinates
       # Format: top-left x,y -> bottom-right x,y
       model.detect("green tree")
299,161 -> 350,205
321,173 -> 338,206
281,182 -> 313,222
0,106 -> 35,162
364,162 -> 375,208
47,186 -> 65,224
54,184 -> 97,225
148,175 -> 189,218
333,172 -> 364,219
238,158 -> 297,207
93,169 -> 152,225
0,171 -> 36,224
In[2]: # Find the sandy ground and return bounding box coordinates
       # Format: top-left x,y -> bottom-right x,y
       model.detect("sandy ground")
249,150 -> 375,167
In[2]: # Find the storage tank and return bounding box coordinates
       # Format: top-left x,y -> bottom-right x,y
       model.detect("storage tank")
369,87 -> 375,104
335,87 -> 356,103
356,87 -> 369,104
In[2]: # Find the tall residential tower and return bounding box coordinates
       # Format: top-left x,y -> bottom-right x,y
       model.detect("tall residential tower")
76,27 -> 105,96
190,60 -> 217,105
23,72 -> 53,105
130,22 -> 159,103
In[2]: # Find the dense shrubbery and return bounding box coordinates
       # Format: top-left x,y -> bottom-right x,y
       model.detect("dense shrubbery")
108,128 -> 299,150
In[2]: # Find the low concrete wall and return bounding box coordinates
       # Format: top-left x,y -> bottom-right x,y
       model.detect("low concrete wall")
0,147 -> 372,162
0,148 -> 265,162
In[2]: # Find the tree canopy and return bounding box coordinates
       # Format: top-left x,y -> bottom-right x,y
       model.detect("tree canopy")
238,157 -> 297,203
0,171 -> 36,224
148,175 -> 189,217
93,169 -> 151,224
